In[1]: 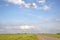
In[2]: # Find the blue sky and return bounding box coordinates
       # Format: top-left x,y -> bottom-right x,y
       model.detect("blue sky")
0,0 -> 60,34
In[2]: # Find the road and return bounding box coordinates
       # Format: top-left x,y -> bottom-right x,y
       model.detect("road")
37,35 -> 60,40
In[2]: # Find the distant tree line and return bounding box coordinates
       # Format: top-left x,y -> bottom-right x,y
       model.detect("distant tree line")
57,33 -> 60,35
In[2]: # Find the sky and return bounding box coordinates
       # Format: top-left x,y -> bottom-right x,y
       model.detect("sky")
0,0 -> 60,34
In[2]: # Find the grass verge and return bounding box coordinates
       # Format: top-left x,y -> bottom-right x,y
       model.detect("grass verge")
0,34 -> 38,40
41,34 -> 60,38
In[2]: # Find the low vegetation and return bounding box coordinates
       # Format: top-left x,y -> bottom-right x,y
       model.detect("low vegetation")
41,34 -> 60,38
0,34 -> 38,40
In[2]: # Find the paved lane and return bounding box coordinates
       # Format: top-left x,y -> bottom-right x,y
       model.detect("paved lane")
41,36 -> 60,40
37,35 -> 43,40
37,35 -> 60,40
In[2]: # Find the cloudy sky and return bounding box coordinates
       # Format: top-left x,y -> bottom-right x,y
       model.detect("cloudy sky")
0,0 -> 60,34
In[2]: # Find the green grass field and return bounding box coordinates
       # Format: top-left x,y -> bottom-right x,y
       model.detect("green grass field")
41,34 -> 60,38
0,34 -> 38,40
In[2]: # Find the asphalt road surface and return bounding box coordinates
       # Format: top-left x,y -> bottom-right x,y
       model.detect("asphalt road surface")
37,35 -> 60,40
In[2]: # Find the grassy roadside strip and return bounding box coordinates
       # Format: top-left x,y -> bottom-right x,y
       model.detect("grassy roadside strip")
41,34 -> 60,38
37,34 -> 43,40
0,34 -> 38,40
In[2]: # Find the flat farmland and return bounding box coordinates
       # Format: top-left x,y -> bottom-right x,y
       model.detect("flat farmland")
0,34 -> 38,40
41,34 -> 60,38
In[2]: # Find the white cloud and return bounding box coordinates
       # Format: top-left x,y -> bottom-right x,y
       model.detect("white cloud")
0,23 -> 60,33
5,0 -> 30,8
6,0 -> 22,4
38,0 -> 45,4
42,5 -> 50,10
20,25 -> 35,29
56,27 -> 60,30
31,3 -> 38,9
0,25 -> 34,30
5,0 -> 51,10
5,0 -> 38,9
22,3 -> 31,8
56,19 -> 60,22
